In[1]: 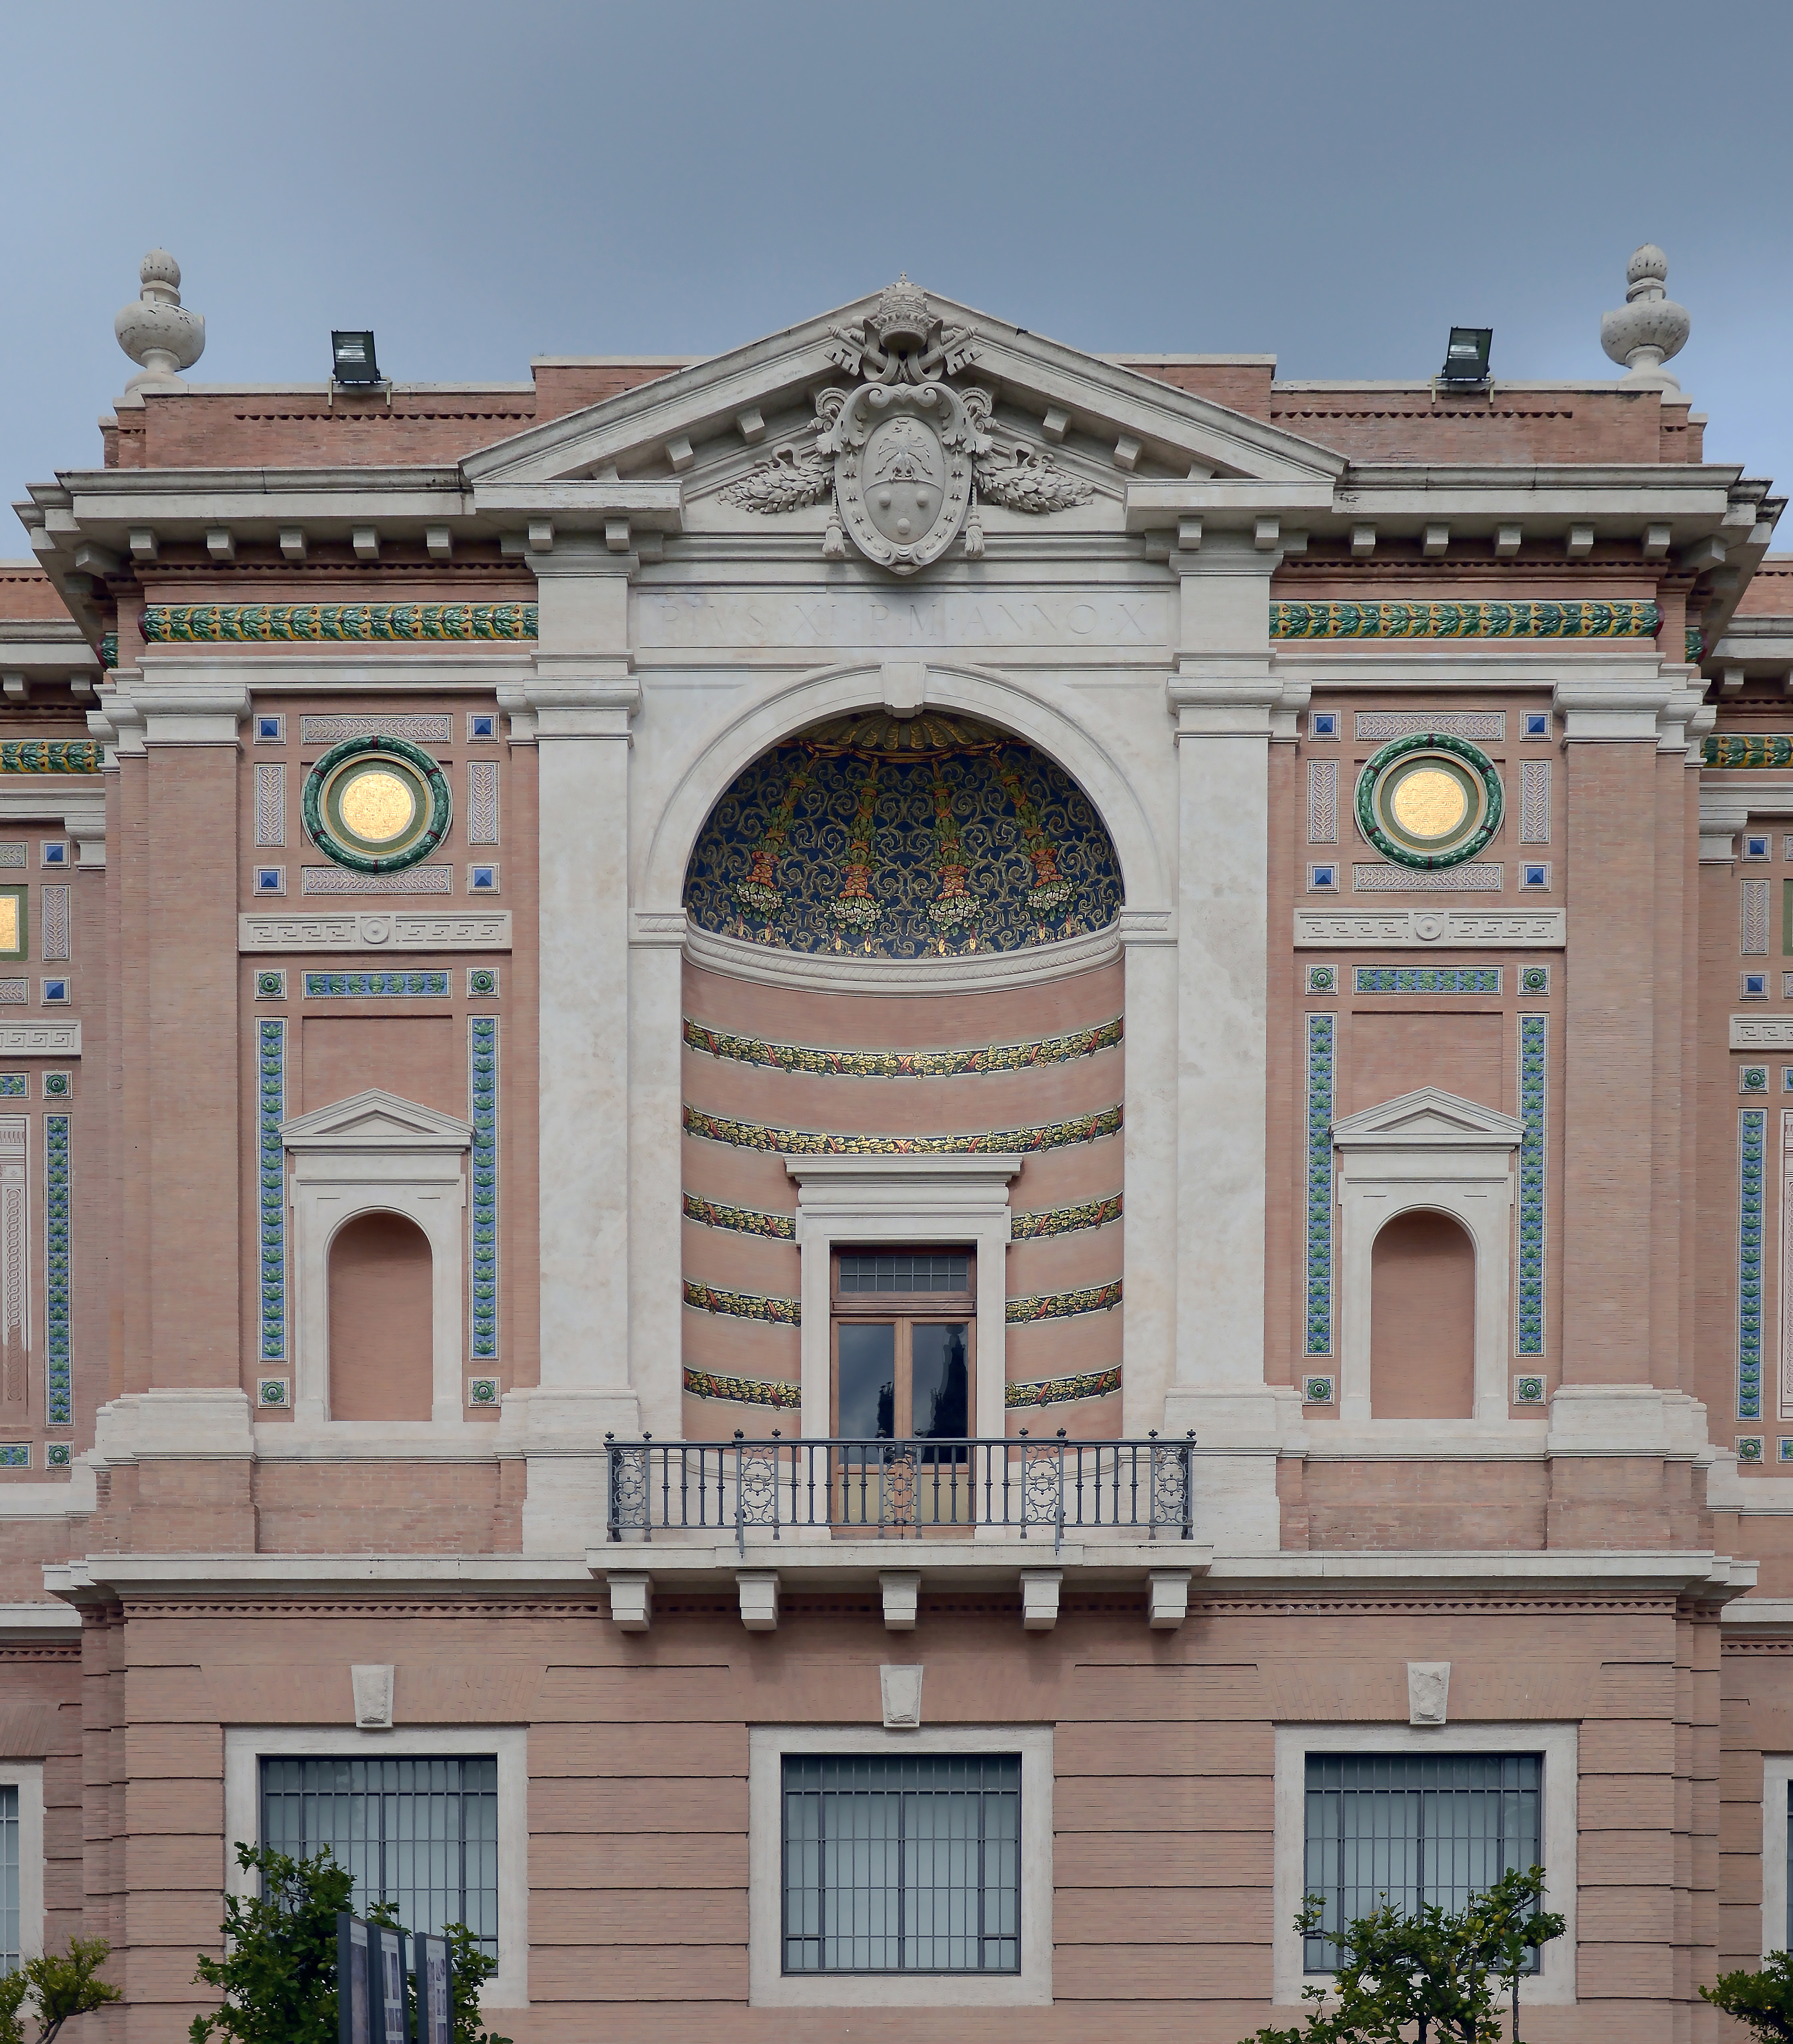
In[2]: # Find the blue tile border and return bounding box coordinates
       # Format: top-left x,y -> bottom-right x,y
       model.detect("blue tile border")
1305,1013 -> 1335,1356
258,1020 -> 285,1363
1517,1016 -> 1546,1357
470,1017 -> 497,1361
1355,967 -> 1502,995
45,1113 -> 70,1425
1740,1108 -> 1766,1421
303,971 -> 450,997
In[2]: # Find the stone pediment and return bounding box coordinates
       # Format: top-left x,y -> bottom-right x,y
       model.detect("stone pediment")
280,1089 -> 473,1152
1330,1087 -> 1525,1150
462,281 -> 1344,518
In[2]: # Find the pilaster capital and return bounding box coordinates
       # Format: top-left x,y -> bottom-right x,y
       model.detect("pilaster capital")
1552,676 -> 1674,743
119,678 -> 250,748
1168,665 -> 1304,738
501,671 -> 641,741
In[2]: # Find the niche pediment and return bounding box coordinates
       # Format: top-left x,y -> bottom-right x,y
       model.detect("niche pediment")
280,1089 -> 473,1153
1331,1088 -> 1525,1151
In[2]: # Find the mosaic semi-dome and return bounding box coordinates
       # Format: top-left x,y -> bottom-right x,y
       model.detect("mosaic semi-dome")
683,711 -> 1124,957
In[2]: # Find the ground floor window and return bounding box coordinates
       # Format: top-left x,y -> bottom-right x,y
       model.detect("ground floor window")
0,1784 -> 16,1973
782,1753 -> 1020,1974
1304,1752 -> 1542,1972
259,1756 -> 498,1956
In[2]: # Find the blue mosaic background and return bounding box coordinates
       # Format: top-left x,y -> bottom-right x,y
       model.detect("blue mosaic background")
683,725 -> 1123,958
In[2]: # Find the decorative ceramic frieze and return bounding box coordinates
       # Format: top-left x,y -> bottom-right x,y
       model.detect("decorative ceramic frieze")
143,604 -> 538,644
0,1445 -> 28,1468
0,743 -> 100,776
1513,1374 -> 1546,1406
469,1018 -> 497,1362
301,715 -> 454,745
41,1074 -> 69,1100
39,888 -> 68,965
238,911 -> 510,952
1301,1374 -> 1335,1406
1516,1016 -> 1547,1357
681,1104 -> 1122,1157
0,1079 -> 24,1100
1272,599 -> 1659,640
304,972 -> 451,998
682,1366 -> 802,1408
257,1377 -> 289,1409
1005,1280 -> 1122,1323
1741,1108 -> 1766,1420
0,1025 -> 80,1056
301,866 -> 454,896
681,1193 -> 796,1240
1354,968 -> 1501,995
258,1020 -> 285,1366
0,1122 -> 26,1411
681,1014 -> 1122,1079
682,1279 -> 802,1326
1305,1013 -> 1335,1356
1295,908 -> 1563,949
1354,713 -> 1506,742
1354,864 -> 1503,893
1705,735 -> 1793,768
0,850 -> 24,872
468,1376 -> 498,1407
1009,1192 -> 1122,1240
44,1113 -> 69,1426
1004,1365 -> 1121,1409
0,984 -> 26,1010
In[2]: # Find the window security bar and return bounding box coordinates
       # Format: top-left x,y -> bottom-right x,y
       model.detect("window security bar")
606,1435 -> 1196,1554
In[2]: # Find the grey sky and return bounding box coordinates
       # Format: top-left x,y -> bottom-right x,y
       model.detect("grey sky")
3,0 -> 1789,545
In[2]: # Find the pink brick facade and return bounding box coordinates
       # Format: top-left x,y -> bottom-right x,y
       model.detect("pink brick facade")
0,273 -> 1788,2037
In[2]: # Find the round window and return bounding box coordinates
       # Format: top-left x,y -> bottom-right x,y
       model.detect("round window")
302,736 -> 452,873
1355,733 -> 1503,869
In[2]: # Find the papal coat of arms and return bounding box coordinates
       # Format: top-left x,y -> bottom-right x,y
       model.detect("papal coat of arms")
720,277 -> 1094,576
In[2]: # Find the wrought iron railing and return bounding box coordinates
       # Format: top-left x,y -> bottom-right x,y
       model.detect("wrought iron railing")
605,1434 -> 1196,1554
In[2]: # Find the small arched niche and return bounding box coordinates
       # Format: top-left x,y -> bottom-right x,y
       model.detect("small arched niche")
1369,1209 -> 1475,1421
327,1211 -> 434,1422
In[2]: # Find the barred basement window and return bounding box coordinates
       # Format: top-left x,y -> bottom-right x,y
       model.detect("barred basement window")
1303,1752 -> 1542,1973
259,1757 -> 498,1956
782,1754 -> 1020,1974
0,1785 -> 15,1973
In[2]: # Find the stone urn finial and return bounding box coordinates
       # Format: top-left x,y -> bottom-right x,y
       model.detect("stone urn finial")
1600,243 -> 1689,391
114,248 -> 205,394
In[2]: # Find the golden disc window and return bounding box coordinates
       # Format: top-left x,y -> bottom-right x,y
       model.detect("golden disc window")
302,737 -> 452,874
1355,733 -> 1503,869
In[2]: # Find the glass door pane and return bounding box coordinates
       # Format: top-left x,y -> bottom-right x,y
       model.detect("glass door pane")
838,1324 -> 896,1438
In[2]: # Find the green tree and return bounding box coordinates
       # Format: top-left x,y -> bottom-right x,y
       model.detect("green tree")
188,1842 -> 511,2044
189,1844 -> 354,2044
0,1938 -> 122,2044
1240,1865 -> 1566,2044
1701,1949 -> 1793,2040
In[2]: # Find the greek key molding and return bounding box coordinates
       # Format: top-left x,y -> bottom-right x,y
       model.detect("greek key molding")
1733,1017 -> 1793,1050
238,912 -> 511,953
0,1024 -> 80,1057
1294,909 -> 1564,950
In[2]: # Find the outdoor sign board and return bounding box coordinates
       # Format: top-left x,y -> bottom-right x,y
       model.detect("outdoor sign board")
413,1932 -> 453,2044
372,1924 -> 407,2044
336,1915 -> 370,2044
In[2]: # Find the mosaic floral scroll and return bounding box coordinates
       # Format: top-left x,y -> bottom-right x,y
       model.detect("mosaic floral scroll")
470,1018 -> 498,1362
681,1015 -> 1123,1078
1272,600 -> 1659,641
1741,1108 -> 1765,1421
1005,1365 -> 1121,1409
143,603 -> 538,644
1005,1280 -> 1122,1323
257,1021 -> 285,1367
682,1280 -> 801,1326
1516,1017 -> 1546,1357
682,1105 -> 1122,1157
44,1115 -> 69,1426
681,1193 -> 796,1239
1010,1192 -> 1122,1240
1305,1013 -> 1335,1356
682,1366 -> 802,1409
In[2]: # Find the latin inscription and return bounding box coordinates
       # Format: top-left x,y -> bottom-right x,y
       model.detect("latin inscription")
637,590 -> 1172,652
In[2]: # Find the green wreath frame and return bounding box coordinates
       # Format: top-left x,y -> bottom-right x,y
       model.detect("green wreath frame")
301,734 -> 453,874
1353,731 -> 1504,869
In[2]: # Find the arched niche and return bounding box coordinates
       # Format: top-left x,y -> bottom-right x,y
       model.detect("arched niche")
328,1211 -> 434,1422
1331,1088 -> 1524,1430
281,1089 -> 473,1428
1369,1209 -> 1475,1421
